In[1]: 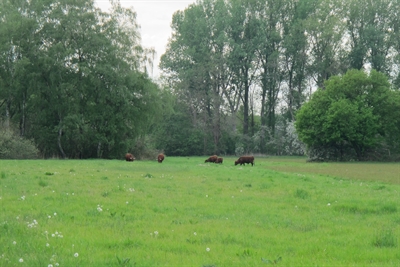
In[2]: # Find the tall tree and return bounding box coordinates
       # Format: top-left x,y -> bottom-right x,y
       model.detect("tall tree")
226,0 -> 258,136
0,0 -> 39,132
161,0 -> 233,154
0,0 -> 161,158
345,0 -> 395,74
281,0 -> 314,121
306,0 -> 346,88
251,0 -> 284,153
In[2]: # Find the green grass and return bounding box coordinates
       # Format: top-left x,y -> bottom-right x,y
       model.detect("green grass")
0,157 -> 399,266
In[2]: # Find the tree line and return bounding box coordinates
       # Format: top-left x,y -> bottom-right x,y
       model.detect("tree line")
1,0 -> 399,160
158,0 -> 400,160
0,0 -> 162,158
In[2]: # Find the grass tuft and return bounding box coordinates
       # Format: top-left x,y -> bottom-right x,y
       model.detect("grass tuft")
334,204 -> 372,214
294,188 -> 309,199
379,203 -> 397,214
1,171 -> 6,179
116,255 -> 133,266
262,256 -> 282,264
372,228 -> 397,248
38,180 -> 48,187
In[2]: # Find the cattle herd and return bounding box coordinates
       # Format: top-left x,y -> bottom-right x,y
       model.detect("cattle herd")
125,153 -> 254,166
203,155 -> 255,166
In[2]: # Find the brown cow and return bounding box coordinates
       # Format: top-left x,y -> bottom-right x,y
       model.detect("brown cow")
215,157 -> 223,164
205,155 -> 218,163
157,153 -> 165,163
234,156 -> 255,166
125,153 -> 135,162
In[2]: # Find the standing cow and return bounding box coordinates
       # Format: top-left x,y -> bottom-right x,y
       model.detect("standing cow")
205,155 -> 218,163
125,153 -> 135,162
215,157 -> 223,164
158,153 -> 165,163
234,156 -> 255,166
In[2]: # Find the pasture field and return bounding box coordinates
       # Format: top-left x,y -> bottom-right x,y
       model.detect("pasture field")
0,157 -> 399,266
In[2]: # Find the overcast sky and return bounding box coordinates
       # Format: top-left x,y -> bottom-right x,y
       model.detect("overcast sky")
95,0 -> 196,78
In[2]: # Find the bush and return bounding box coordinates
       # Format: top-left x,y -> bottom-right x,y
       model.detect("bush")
0,127 -> 39,159
296,69 -> 400,161
131,136 -> 159,160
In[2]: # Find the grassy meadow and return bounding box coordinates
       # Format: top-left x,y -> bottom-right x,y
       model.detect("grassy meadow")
0,157 -> 399,266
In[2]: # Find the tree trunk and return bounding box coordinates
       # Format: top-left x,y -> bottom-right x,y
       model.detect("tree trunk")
20,92 -> 26,136
58,127 -> 67,159
97,142 -> 102,158
243,68 -> 249,135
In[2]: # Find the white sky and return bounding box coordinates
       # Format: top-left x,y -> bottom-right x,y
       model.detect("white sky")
95,0 -> 196,78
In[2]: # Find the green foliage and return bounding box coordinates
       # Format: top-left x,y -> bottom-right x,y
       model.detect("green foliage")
296,69 -> 400,161
152,97 -> 211,156
0,126 -> 39,159
2,0 -> 400,159
0,0 -> 161,159
160,0 -> 400,157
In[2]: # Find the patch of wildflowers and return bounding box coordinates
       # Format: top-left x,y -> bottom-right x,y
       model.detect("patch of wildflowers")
27,219 -> 38,228
50,231 -> 63,238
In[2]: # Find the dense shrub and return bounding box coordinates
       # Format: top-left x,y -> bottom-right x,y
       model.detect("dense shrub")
296,70 -> 400,161
131,136 -> 160,160
0,127 -> 39,159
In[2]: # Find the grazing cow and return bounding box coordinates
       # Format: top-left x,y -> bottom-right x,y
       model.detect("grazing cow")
125,153 -> 135,162
205,155 -> 218,163
234,156 -> 255,166
215,157 -> 223,164
157,153 -> 165,163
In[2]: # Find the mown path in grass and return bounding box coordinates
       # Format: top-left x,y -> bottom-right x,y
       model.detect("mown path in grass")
265,156 -> 400,184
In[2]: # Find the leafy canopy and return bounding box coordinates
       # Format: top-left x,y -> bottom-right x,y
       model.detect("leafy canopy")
295,69 -> 399,161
